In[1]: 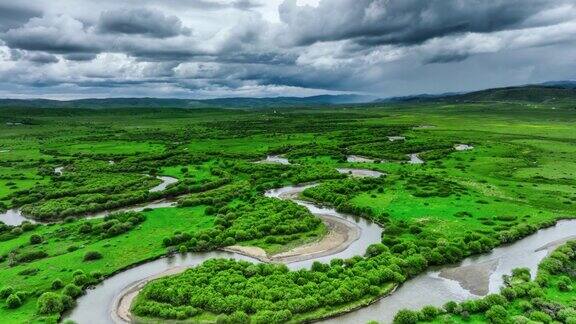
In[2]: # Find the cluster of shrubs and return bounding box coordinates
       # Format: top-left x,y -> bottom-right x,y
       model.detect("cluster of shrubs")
36,269 -> 103,315
9,250 -> 49,266
0,221 -> 37,242
302,177 -> 386,222
394,241 -> 576,324
3,255 -> 101,313
0,286 -> 28,309
134,249 -> 418,322
164,198 -> 323,252
78,211 -> 145,238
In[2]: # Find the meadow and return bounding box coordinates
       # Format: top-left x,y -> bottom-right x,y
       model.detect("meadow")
0,99 -> 575,323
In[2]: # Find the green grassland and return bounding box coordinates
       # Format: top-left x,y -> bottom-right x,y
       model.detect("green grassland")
0,100 -> 574,323
0,206 -> 213,323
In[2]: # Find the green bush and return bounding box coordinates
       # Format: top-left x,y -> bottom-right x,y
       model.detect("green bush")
0,286 -> 14,299
485,305 -> 508,323
83,251 -> 102,261
420,305 -> 440,321
558,275 -> 572,291
529,310 -> 551,323
73,274 -> 89,286
6,294 -> 22,309
37,292 -> 64,315
394,309 -> 419,324
63,284 -> 82,298
45,278 -> 60,291
29,234 -> 43,244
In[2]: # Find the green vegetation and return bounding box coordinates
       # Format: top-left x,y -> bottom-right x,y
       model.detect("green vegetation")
396,241 -> 576,324
0,96 -> 575,323
133,255 -> 404,322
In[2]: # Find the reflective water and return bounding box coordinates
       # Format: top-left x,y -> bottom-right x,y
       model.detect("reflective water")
324,219 -> 576,324
148,176 -> 178,192
337,168 -> 385,178
408,153 -> 424,164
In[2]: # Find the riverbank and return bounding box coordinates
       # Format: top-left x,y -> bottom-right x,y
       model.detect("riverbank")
224,213 -> 360,264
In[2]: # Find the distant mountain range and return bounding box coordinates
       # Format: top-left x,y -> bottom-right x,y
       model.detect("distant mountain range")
0,94 -> 373,109
0,81 -> 575,109
376,81 -> 576,104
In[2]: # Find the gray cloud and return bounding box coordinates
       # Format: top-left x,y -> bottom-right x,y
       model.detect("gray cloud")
278,0 -> 567,46
64,53 -> 97,61
0,3 -> 41,32
0,0 -> 574,99
3,15 -> 100,53
97,8 -> 191,38
27,52 -> 59,64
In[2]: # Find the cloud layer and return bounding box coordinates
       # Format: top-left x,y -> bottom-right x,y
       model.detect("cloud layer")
0,0 -> 575,99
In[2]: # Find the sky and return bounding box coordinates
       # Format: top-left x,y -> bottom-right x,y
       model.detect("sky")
0,0 -> 575,99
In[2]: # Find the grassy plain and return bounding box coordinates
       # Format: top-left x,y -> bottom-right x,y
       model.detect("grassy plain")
0,100 -> 574,323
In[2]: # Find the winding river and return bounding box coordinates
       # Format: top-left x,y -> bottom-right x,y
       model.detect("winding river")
43,168 -> 576,323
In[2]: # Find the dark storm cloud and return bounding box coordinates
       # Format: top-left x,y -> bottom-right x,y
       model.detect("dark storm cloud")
97,8 -> 191,38
64,53 -> 97,61
424,53 -> 470,64
0,4 -> 41,32
27,52 -> 59,64
278,0 -> 566,46
152,0 -> 262,11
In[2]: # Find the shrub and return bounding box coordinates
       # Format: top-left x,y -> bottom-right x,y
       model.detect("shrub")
21,222 -> 35,231
558,276 -> 572,291
60,294 -> 74,311
558,308 -> 576,321
443,301 -> 459,314
29,234 -> 43,244
500,287 -> 517,300
37,292 -> 64,314
63,284 -> 82,298
83,251 -> 102,261
51,279 -> 64,290
0,286 -> 14,298
529,310 -> 551,323
485,305 -> 508,323
90,271 -> 103,280
420,305 -> 440,321
18,268 -> 39,276
72,269 -> 84,277
73,274 -> 89,287
15,250 -> 48,263
229,311 -> 250,324
484,294 -> 508,307
6,294 -> 22,308
394,309 -> 419,324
